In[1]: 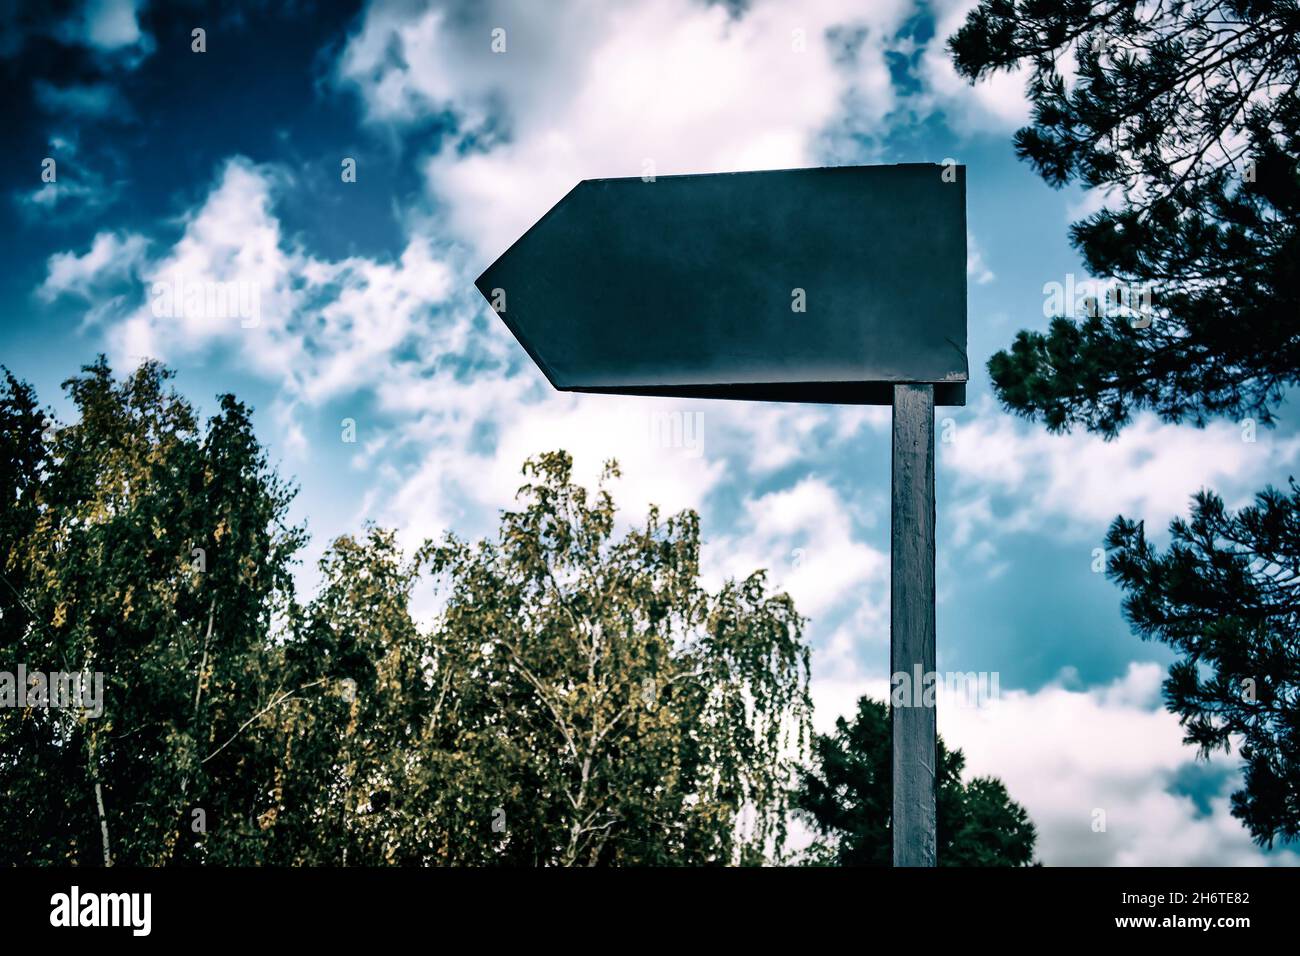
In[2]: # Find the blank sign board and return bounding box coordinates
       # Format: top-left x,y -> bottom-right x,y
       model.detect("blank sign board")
476,163 -> 968,406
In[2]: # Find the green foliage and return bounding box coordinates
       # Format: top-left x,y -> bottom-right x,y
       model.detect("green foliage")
0,359 -> 304,865
952,0 -> 1300,849
795,697 -> 1036,866
1,363 -> 811,865
351,452 -> 811,865
951,0 -> 1300,436
262,527 -> 439,864
1107,487 -> 1300,846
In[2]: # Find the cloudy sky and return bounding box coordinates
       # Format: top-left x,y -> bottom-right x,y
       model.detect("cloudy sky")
4,0 -> 1297,866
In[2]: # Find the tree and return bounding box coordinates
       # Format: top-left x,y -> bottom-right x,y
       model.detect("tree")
2,362 -> 811,865
952,0 -> 1300,438
795,696 -> 1036,866
0,359 -> 304,865
1107,487 -> 1300,845
259,526 -> 445,865
285,452 -> 813,866
950,0 -> 1300,846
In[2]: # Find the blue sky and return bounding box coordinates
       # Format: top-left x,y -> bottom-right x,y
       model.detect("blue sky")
5,0 -> 1298,865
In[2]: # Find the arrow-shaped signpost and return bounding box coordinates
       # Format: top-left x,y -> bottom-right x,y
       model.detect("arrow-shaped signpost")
476,163 -> 967,866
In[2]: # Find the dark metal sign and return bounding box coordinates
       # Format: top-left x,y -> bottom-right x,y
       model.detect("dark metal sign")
476,163 -> 967,405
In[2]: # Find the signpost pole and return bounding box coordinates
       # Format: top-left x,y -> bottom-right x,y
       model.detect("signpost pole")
891,383 -> 937,867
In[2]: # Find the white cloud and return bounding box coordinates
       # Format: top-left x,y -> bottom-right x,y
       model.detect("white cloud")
966,230 -> 995,285
104,157 -> 461,408
39,0 -> 155,65
917,0 -> 1031,135
112,158 -> 300,369
939,663 -> 1300,866
1066,183 -> 1126,223
39,231 -> 148,302
84,0 -> 146,49
2,0 -> 151,60
340,0 -> 915,260
376,387 -> 731,550
942,400 -> 1300,542
709,477 -> 887,620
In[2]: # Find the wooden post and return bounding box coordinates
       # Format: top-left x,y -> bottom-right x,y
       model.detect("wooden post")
891,383 -> 937,867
